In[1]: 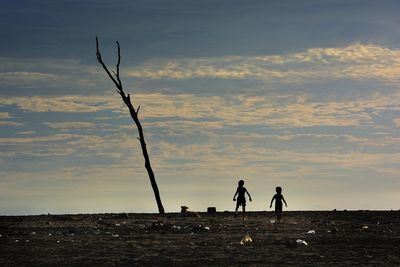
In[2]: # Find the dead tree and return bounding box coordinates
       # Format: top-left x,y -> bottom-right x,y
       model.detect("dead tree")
95,37 -> 165,214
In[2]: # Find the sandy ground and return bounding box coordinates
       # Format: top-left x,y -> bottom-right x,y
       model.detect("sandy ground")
1,211 -> 400,266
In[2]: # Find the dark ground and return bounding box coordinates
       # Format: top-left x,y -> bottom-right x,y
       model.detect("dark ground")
1,211 -> 400,266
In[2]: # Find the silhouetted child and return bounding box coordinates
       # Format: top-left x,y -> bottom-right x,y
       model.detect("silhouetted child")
233,179 -> 252,219
269,186 -> 287,221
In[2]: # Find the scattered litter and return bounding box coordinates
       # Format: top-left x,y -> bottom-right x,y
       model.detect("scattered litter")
172,225 -> 182,230
31,232 -> 36,235
296,239 -> 308,246
122,222 -> 127,225
331,227 -> 339,233
47,221 -> 52,225
269,219 -> 276,224
240,234 -> 253,245
204,226 -> 210,231
112,234 -> 119,238
207,207 -> 216,213
0,234 -> 2,238
25,240 -> 30,243
115,223 -> 121,227
56,240 -> 61,244
15,240 -> 19,242
48,233 -> 52,236
307,230 -> 316,234
180,206 -> 201,218
98,217 -> 102,221
362,225 -> 369,229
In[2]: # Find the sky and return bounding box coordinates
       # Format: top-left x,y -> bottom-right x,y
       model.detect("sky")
0,0 -> 399,215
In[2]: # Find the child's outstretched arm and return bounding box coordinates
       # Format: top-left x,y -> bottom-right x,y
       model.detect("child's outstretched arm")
233,189 -> 238,201
269,196 -> 275,208
246,189 -> 252,202
282,196 -> 288,207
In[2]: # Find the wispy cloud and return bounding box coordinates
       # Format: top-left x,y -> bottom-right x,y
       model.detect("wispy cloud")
44,122 -> 96,129
126,44 -> 400,83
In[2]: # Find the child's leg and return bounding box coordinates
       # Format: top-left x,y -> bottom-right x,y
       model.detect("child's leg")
277,210 -> 282,221
235,202 -> 239,216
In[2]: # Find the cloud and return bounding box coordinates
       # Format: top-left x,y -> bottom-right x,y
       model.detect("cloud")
0,72 -> 58,82
394,118 -> 400,128
44,122 -> 96,129
0,121 -> 23,126
126,44 -> 400,83
0,95 -> 119,113
0,112 -> 11,119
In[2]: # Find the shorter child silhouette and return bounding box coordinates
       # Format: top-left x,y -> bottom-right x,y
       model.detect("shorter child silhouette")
269,186 -> 287,221
233,179 -> 252,219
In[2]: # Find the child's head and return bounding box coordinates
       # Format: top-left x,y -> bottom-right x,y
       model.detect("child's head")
275,186 -> 282,194
238,179 -> 244,187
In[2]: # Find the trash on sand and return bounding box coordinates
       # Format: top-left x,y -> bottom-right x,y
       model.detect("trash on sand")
269,219 -> 276,224
362,225 -> 369,230
296,239 -> 308,246
48,233 -> 52,236
180,206 -> 201,218
204,226 -> 210,231
112,234 -> 119,238
115,223 -> 121,227
31,232 -> 36,235
25,240 -> 30,243
307,230 -> 316,234
0,234 -> 2,238
15,240 -> 19,242
329,227 -> 339,233
56,240 -> 61,244
240,234 -> 253,245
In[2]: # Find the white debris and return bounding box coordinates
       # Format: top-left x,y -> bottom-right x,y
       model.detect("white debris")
115,223 -> 121,227
296,239 -> 308,246
112,234 -> 119,238
362,225 -> 369,229
240,234 -> 253,245
307,230 -> 316,234
204,226 -> 210,231
57,240 -> 61,244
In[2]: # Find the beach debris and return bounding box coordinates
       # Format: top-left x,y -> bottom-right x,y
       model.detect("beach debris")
47,221 -> 52,225
362,225 -> 368,230
307,230 -> 316,234
269,219 -> 276,224
328,227 -> 339,234
48,233 -> 52,236
15,239 -> 19,242
240,234 -> 253,245
296,239 -> 308,246
31,232 -> 36,235
204,226 -> 210,231
115,223 -> 121,227
207,207 -> 216,213
112,234 -> 119,238
0,234 -> 2,238
180,206 -> 201,218
56,240 -> 61,244
25,239 -> 30,243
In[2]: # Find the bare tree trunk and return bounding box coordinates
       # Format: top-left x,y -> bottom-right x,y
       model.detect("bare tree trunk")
95,37 -> 165,214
